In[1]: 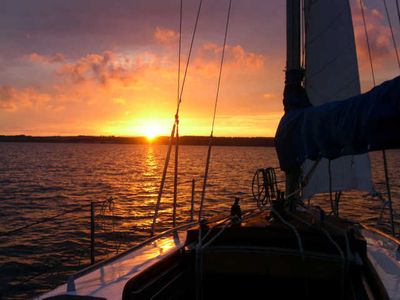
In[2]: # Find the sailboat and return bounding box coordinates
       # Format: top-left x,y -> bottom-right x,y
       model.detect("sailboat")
38,0 -> 400,299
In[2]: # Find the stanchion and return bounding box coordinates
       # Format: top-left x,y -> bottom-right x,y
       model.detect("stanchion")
90,201 -> 95,265
190,179 -> 195,222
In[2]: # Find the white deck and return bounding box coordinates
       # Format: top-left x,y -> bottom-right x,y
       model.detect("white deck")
36,229 -> 188,300
362,228 -> 400,300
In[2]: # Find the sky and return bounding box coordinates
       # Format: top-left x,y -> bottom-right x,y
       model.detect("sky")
0,0 -> 399,137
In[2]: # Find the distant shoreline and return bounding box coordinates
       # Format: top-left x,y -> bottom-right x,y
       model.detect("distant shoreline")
0,135 -> 275,147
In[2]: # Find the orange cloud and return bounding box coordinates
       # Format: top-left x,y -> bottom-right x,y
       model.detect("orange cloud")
192,43 -> 265,77
56,51 -> 141,86
26,52 -> 66,64
0,85 -> 51,112
0,85 -> 18,111
27,41 -> 264,95
352,1 -> 392,65
227,45 -> 265,69
154,27 -> 179,45
203,43 -> 264,69
3,36 -> 272,136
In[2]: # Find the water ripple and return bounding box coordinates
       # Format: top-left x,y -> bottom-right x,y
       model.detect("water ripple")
0,143 -> 399,299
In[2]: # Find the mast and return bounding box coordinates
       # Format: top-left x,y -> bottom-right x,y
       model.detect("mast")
285,0 -> 301,207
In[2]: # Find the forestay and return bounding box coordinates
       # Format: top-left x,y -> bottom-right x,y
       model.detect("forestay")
302,0 -> 372,198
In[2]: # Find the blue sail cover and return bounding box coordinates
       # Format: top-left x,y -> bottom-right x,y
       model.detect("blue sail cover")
275,76 -> 400,172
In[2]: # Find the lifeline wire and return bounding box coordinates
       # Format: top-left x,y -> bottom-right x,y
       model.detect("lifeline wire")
0,205 -> 88,238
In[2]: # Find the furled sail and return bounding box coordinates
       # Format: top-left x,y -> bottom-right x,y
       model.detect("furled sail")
275,76 -> 400,171
275,0 -> 400,198
302,0 -> 372,197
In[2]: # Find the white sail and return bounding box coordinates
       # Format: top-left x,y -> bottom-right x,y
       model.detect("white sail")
302,0 -> 373,198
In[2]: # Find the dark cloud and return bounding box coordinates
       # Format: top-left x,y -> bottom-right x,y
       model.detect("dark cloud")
0,0 -> 197,57
0,1 -> 276,58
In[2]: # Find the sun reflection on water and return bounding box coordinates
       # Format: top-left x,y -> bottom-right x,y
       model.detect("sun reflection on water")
143,145 -> 159,196
143,145 -> 157,178
2,143 -> 398,300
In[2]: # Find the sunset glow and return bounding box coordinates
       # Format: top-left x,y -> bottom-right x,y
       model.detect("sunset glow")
0,1 -> 398,137
143,123 -> 163,141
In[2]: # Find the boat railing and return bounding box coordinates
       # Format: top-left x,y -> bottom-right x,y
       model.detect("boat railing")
0,197 -> 152,299
69,221 -> 198,282
306,188 -> 399,239
1,171 -> 269,299
149,170 -> 283,236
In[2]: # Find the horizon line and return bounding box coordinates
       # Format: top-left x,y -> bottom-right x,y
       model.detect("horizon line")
0,134 -> 275,139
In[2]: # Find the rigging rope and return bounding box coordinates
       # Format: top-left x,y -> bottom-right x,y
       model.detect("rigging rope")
198,0 -> 232,221
360,0 -> 397,236
173,0 -> 183,228
151,0 -> 203,236
195,5 -> 232,295
177,0 -> 183,108
359,0 -> 376,85
177,0 -> 203,112
300,0 -> 305,68
381,0 -> 399,236
271,207 -> 308,296
382,0 -> 400,69
382,149 -> 396,236
194,209 -> 263,299
173,124 -> 180,227
328,159 -> 339,216
151,123 -> 176,236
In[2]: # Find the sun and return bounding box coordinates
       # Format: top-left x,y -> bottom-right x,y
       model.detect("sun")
143,123 -> 162,141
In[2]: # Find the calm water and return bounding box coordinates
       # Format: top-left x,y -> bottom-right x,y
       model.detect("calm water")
0,142 -> 399,299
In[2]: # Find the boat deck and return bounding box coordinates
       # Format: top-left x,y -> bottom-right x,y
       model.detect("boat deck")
122,209 -> 388,300
40,209 -> 391,300
186,210 -> 366,259
38,226 -> 191,300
